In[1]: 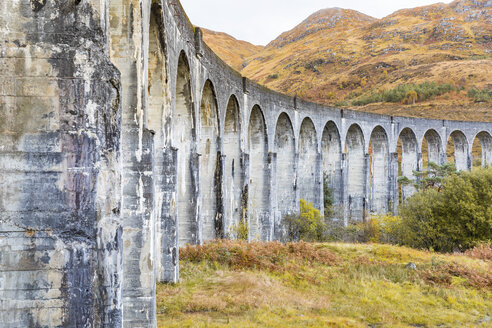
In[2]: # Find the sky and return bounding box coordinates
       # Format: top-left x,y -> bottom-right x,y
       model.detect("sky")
179,0 -> 454,45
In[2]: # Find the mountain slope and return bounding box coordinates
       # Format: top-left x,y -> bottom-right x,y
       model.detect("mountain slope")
202,0 -> 492,121
201,28 -> 263,71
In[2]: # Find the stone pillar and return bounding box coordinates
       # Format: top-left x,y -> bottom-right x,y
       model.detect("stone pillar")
271,152 -> 280,239
159,147 -> 179,283
341,153 -> 349,226
109,0 -> 156,325
389,152 -> 399,214
317,151 -> 324,216
363,153 -> 370,222
0,1 -> 122,326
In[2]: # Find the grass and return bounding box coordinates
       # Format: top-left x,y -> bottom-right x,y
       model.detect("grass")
157,241 -> 492,327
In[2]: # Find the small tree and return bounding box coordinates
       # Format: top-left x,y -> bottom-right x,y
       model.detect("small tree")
398,162 -> 457,192
323,173 -> 335,218
404,90 -> 418,105
399,167 -> 492,252
283,199 -> 327,242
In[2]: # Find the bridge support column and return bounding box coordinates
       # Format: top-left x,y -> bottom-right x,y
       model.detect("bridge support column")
317,151 -> 324,216
341,153 -> 349,226
159,147 -> 179,283
389,152 -> 399,215
363,153 -> 370,222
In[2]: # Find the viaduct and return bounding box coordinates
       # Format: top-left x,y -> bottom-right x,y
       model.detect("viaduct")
1,0 -> 491,326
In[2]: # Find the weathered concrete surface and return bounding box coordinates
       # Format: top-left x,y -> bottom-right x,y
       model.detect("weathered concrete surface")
2,0 -> 492,327
0,0 -> 122,326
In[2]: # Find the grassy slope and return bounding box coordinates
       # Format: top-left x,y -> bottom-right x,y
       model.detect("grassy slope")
202,0 -> 492,121
157,241 -> 492,327
201,28 -> 263,72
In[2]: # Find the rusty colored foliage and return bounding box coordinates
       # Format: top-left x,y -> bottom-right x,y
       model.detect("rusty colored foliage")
463,244 -> 492,261
419,262 -> 492,289
180,240 -> 339,273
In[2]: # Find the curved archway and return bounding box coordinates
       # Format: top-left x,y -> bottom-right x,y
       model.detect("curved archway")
298,118 -> 318,207
224,95 -> 243,235
322,121 -> 342,216
345,124 -> 366,222
199,80 -> 220,241
422,129 -> 442,168
175,51 -> 196,246
447,130 -> 469,171
369,126 -> 389,214
275,113 -> 296,215
472,131 -> 492,168
248,105 -> 269,240
397,128 -> 418,201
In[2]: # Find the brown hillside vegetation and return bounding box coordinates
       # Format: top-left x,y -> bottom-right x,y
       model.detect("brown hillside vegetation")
201,28 -> 263,71
202,0 -> 492,121
157,241 -> 492,327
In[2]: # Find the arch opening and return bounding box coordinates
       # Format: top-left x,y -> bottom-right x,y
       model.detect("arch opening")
224,95 -> 243,236
447,130 -> 469,171
345,124 -> 365,222
397,128 -> 418,202
199,80 -> 220,241
322,121 -> 342,219
422,129 -> 442,169
274,113 -> 296,216
472,131 -> 492,168
248,106 -> 269,240
175,52 -> 196,246
298,118 -> 318,207
368,126 -> 389,214
147,3 -> 167,133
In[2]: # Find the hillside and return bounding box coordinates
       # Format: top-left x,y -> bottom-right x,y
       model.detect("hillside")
157,240 -> 492,327
201,0 -> 492,121
201,28 -> 263,71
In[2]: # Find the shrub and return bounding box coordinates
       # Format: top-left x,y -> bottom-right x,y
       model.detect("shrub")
283,199 -> 327,242
334,100 -> 348,106
398,162 -> 457,192
268,73 -> 279,79
467,88 -> 492,102
398,167 -> 492,252
351,82 -> 456,106
229,220 -> 249,240
323,174 -> 335,219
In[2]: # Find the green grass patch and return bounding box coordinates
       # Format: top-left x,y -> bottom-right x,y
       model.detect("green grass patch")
157,241 -> 492,327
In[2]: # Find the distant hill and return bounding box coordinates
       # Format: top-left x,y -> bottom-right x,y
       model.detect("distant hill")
201,28 -> 263,71
201,0 -> 492,121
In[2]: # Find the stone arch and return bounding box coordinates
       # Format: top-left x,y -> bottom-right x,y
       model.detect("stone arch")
472,131 -> 492,168
175,51 -> 197,246
322,121 -> 342,210
447,130 -> 469,171
298,118 -> 319,207
397,128 -> 418,201
199,80 -> 220,241
147,2 -> 167,133
224,95 -> 243,235
248,105 -> 269,240
345,124 -> 366,222
369,126 -> 389,214
422,129 -> 442,168
274,113 -> 296,216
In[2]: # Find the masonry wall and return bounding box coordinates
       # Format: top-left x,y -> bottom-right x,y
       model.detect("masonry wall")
0,0 -> 122,326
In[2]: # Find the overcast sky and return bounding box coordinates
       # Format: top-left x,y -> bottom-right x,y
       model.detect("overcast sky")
179,0 -> 453,45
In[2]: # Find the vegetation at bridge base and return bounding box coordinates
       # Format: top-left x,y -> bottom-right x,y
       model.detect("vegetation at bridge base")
396,166 -> 492,252
283,199 -> 327,242
156,240 -> 492,328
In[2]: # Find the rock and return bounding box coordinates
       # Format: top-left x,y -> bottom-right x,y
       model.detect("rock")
406,262 -> 417,270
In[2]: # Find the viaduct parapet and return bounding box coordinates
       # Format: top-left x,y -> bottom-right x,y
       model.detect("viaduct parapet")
1,0 -> 491,326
